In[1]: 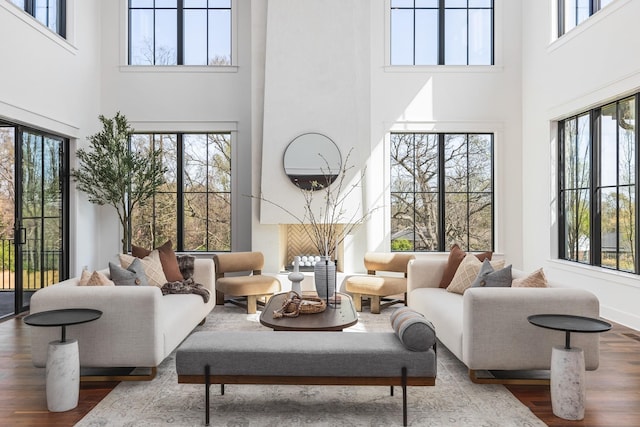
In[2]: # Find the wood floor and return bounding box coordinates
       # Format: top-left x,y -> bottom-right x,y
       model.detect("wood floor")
1,313 -> 639,426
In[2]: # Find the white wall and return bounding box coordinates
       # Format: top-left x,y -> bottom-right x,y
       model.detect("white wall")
97,0 -> 254,264
522,0 -> 640,329
0,0 -> 102,275
255,0 -> 524,273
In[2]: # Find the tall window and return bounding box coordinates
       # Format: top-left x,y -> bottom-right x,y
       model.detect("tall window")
559,95 -> 638,273
10,0 -> 66,37
390,133 -> 494,252
390,0 -> 494,66
130,132 -> 231,251
129,0 -> 232,66
558,0 -> 614,36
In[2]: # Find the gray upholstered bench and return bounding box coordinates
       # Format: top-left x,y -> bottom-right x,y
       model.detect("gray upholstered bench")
176,307 -> 437,426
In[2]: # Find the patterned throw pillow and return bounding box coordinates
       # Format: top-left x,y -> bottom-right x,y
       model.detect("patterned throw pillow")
512,268 -> 549,288
390,307 -> 436,352
470,259 -> 513,288
131,240 -> 183,282
439,244 -> 493,288
109,258 -> 149,286
446,254 -> 505,295
120,250 -> 167,287
78,269 -> 115,286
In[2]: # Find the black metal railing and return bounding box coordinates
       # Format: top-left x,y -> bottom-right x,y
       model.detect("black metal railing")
0,238 -> 61,291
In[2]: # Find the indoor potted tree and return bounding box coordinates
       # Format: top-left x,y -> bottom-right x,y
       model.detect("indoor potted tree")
71,112 -> 166,254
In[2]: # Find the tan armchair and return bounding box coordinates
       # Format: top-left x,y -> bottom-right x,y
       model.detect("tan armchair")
345,252 -> 416,314
213,252 -> 281,314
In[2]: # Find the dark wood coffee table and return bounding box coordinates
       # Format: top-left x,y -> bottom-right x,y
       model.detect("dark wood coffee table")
260,292 -> 358,331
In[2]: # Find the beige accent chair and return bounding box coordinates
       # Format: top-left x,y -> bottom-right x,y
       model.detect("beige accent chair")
345,252 -> 416,314
213,251 -> 281,314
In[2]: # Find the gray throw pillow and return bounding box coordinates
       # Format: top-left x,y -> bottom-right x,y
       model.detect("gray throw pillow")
109,258 -> 149,286
390,307 -> 436,352
471,259 -> 512,288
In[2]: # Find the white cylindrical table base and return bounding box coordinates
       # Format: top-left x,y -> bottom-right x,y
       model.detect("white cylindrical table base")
46,339 -> 79,412
550,345 -> 585,420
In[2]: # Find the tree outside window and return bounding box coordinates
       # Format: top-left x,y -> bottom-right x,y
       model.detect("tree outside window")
130,132 -> 231,251
390,132 -> 493,252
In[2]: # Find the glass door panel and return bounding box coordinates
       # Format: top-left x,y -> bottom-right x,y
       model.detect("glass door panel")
0,127 -> 16,319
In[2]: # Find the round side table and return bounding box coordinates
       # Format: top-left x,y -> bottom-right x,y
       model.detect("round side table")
528,313 -> 611,421
24,308 -> 102,412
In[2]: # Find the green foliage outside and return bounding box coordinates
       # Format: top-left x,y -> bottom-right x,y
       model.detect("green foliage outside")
391,238 -> 412,251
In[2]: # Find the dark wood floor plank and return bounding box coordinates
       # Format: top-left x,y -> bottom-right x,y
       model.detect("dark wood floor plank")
2,313 -> 639,426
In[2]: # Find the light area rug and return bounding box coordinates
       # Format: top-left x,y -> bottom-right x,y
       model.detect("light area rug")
76,304 -> 546,427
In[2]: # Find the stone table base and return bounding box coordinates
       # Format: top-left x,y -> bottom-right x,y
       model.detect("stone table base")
551,345 -> 585,420
46,339 -> 79,412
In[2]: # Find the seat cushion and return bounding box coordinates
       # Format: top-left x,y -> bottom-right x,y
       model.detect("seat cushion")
177,331 -> 436,378
345,276 -> 406,296
216,275 -> 281,296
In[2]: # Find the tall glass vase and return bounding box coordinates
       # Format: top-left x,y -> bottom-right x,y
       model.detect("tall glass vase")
314,256 -> 336,301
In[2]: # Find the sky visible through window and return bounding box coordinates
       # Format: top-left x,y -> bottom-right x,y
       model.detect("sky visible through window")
390,0 -> 492,66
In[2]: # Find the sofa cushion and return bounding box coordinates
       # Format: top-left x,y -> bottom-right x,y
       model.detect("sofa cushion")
109,258 -> 149,286
439,244 -> 492,288
390,307 -> 436,351
512,268 -> 548,288
470,259 -> 512,288
447,255 -> 505,295
79,269 -> 114,286
120,250 -> 167,287
132,240 -> 183,282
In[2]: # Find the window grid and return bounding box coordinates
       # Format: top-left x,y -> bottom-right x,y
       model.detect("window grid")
390,0 -> 494,66
128,0 -> 232,66
10,0 -> 66,37
559,94 -> 639,274
557,0 -> 613,37
129,132 -> 231,252
390,132 -> 494,252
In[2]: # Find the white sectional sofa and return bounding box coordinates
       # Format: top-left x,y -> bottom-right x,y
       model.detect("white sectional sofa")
407,256 -> 601,381
29,258 -> 215,379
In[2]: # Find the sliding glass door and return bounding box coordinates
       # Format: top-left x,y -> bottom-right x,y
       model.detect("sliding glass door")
0,124 -> 68,319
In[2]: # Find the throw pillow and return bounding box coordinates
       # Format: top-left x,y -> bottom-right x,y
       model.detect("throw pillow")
439,244 -> 493,288
132,240 -> 183,282
79,269 -> 115,286
470,259 -> 513,288
109,258 -> 149,286
512,268 -> 549,288
120,250 -> 167,288
390,307 -> 436,352
446,254 -> 505,295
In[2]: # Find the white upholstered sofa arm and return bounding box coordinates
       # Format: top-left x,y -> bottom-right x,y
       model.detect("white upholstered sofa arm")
192,258 -> 215,296
30,284 -> 165,367
407,258 -> 445,296
462,287 -> 601,371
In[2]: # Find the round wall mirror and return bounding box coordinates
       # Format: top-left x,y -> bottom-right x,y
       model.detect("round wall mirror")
283,133 -> 342,190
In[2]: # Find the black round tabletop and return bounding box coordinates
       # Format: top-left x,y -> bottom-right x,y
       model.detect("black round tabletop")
527,314 -> 611,334
24,308 -> 102,328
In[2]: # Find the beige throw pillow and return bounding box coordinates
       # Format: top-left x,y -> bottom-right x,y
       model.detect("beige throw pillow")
120,250 -> 167,288
446,254 -> 505,295
78,269 -> 115,286
512,268 -> 548,288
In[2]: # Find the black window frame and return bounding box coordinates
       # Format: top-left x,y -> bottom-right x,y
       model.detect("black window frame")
558,93 -> 640,273
390,132 -> 495,252
128,0 -> 232,66
128,131 -> 232,252
390,0 -> 495,66
11,0 -> 66,38
557,0 -> 611,37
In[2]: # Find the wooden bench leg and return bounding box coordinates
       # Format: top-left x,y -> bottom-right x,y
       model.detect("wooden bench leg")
216,291 -> 225,306
353,294 -> 362,312
247,296 -> 257,314
371,296 -> 381,314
